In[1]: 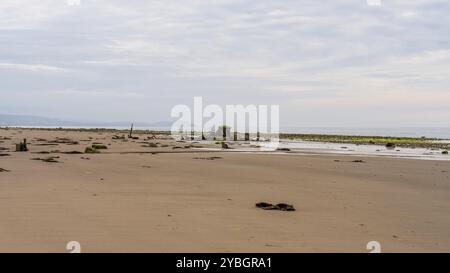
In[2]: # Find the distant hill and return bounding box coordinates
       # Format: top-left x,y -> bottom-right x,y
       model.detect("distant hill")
0,114 -> 171,128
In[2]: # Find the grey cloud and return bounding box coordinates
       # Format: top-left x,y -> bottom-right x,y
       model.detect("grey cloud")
0,0 -> 449,126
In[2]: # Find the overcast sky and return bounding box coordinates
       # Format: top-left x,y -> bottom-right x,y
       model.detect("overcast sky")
1,0 -> 449,127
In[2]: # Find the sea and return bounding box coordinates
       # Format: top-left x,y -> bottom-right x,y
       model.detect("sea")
280,127 -> 450,139
7,126 -> 450,139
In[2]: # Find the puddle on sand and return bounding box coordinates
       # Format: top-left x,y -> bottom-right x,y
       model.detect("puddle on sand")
192,140 -> 450,161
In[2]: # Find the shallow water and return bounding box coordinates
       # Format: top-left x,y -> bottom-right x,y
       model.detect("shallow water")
194,140 -> 450,161
278,140 -> 450,161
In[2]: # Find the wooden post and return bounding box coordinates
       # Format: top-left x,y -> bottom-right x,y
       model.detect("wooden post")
128,123 -> 134,138
15,138 -> 28,152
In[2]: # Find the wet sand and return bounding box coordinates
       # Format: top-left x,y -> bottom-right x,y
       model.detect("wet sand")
0,128 -> 449,252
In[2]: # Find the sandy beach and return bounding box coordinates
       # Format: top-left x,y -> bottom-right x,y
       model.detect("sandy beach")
0,128 -> 449,253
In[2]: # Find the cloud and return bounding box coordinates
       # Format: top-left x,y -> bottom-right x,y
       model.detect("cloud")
51,88 -> 144,98
0,62 -> 67,73
0,0 -> 449,126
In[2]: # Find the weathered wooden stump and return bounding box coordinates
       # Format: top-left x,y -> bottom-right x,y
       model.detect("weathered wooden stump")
15,138 -> 28,152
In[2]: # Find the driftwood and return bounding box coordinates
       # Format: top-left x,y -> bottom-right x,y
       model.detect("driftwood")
128,123 -> 139,139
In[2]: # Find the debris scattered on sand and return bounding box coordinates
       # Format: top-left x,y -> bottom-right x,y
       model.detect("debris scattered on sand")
255,202 -> 274,209
142,165 -> 152,168
0,168 -> 10,172
255,202 -> 296,211
386,143 -> 396,149
33,143 -> 59,146
112,135 -> 126,140
62,151 -> 84,154
142,142 -> 159,148
193,157 -> 223,160
31,156 -> 61,163
85,147 -> 100,154
91,144 -> 108,150
352,160 -> 366,163
81,157 -> 90,160
0,153 -> 10,157
48,138 -> 79,145
442,150 -> 449,155
193,156 -> 222,160
335,159 -> 366,163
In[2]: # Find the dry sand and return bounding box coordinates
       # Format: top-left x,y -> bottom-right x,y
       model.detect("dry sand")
0,128 -> 449,252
